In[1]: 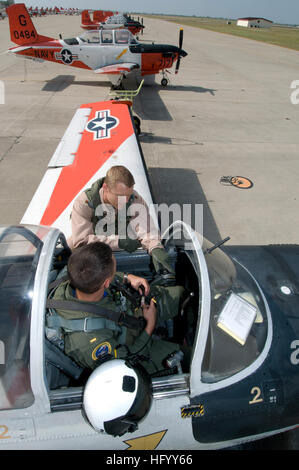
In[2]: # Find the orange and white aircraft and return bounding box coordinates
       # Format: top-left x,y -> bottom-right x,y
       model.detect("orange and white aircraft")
6,3 -> 187,87
81,10 -> 144,36
81,10 -> 109,29
81,10 -> 114,30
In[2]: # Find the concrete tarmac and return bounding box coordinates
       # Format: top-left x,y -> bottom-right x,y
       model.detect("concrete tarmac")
136,18 -> 299,246
0,14 -> 299,449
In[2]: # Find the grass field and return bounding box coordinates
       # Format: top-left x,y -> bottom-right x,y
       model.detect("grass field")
147,16 -> 299,51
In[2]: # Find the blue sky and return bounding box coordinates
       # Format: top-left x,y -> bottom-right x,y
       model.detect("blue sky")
24,0 -> 299,25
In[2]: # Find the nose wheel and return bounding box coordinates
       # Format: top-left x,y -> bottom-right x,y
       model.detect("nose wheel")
161,70 -> 170,87
133,116 -> 141,135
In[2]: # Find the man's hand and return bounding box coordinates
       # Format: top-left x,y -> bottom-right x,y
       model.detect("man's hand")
142,299 -> 157,336
127,274 -> 150,296
118,237 -> 141,253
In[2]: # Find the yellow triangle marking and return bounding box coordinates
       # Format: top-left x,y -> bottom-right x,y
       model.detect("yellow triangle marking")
124,430 -> 167,450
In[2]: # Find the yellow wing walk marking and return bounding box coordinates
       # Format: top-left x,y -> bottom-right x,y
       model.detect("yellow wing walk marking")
124,430 -> 167,450
116,48 -> 128,60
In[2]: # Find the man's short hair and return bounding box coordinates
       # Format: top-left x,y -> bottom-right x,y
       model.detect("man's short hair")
68,242 -> 114,294
105,166 -> 135,190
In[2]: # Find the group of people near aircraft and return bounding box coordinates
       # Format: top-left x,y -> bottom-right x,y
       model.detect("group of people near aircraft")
47,166 -> 189,376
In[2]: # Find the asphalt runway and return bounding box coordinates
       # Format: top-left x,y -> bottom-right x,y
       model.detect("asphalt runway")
0,13 -> 298,449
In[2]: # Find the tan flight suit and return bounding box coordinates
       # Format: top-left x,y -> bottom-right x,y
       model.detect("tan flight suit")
68,178 -> 162,253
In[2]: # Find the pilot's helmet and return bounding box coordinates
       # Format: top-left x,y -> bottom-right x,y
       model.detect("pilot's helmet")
83,359 -> 152,436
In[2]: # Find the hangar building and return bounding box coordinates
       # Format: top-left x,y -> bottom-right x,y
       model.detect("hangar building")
237,17 -> 273,28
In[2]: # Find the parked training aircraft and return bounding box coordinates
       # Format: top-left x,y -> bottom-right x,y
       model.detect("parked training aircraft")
6,3 -> 187,87
81,10 -> 112,30
81,10 -> 144,36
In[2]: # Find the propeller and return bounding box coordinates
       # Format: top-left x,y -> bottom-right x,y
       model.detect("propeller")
175,28 -> 184,74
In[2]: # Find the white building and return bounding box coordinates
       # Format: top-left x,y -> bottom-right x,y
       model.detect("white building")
237,17 -> 273,28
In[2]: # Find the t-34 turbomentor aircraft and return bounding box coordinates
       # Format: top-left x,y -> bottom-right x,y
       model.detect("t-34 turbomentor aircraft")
6,3 -> 186,88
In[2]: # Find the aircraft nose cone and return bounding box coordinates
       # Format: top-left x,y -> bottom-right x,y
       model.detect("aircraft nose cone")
180,49 -> 188,57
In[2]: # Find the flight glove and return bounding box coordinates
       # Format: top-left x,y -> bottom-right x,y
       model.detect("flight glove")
151,247 -> 174,274
118,237 -> 142,253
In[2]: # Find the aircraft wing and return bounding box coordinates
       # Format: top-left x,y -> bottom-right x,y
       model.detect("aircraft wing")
93,63 -> 139,75
8,45 -> 32,53
21,100 -> 157,239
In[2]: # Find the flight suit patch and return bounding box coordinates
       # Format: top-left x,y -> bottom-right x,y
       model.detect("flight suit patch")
92,341 -> 112,361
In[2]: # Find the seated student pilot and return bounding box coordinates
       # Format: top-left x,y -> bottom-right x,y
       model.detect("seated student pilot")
46,242 -> 185,375
68,165 -> 173,274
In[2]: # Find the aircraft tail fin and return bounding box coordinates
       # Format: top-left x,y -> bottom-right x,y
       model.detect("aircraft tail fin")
93,10 -> 105,23
81,9 -> 93,25
6,3 -> 54,46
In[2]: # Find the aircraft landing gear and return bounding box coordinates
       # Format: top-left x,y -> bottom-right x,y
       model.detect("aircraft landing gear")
133,115 -> 141,135
111,73 -> 126,90
111,83 -> 125,90
161,70 -> 170,87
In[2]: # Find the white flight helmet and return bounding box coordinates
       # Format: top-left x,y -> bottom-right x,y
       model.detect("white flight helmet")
83,359 -> 152,436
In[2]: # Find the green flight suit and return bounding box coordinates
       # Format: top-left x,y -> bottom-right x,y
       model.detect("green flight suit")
47,273 -> 184,375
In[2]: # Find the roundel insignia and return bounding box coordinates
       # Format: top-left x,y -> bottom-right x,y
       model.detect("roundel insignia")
61,49 -> 73,64
55,49 -> 78,65
86,110 -> 119,140
92,341 -> 112,361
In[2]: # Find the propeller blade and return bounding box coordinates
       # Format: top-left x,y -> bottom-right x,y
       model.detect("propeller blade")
179,28 -> 183,50
175,56 -> 181,74
175,28 -> 184,74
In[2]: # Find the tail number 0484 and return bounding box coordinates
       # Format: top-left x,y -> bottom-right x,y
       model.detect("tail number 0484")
13,30 -> 36,40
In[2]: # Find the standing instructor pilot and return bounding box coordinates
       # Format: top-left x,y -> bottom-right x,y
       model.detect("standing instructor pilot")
68,165 -> 173,274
